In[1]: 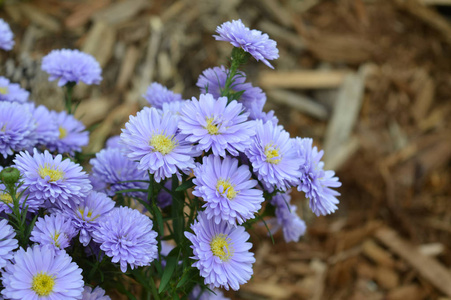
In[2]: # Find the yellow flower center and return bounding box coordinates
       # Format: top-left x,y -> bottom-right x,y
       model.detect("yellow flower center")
216,179 -> 237,200
58,127 -> 67,139
205,118 -> 220,135
0,86 -> 8,95
210,234 -> 233,262
52,231 -> 61,248
78,208 -> 95,221
38,164 -> 65,182
0,193 -> 13,204
31,272 -> 55,296
264,144 -> 281,164
150,134 -> 176,155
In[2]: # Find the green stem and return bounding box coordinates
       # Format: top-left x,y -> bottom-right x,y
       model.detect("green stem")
149,277 -> 161,300
64,82 -> 76,114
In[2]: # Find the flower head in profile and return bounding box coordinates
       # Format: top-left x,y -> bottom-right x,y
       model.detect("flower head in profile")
295,138 -> 341,216
90,147 -> 147,199
0,219 -> 18,268
30,214 -> 76,251
58,191 -> 115,246
214,19 -> 279,68
196,66 -> 266,118
0,76 -> 29,103
0,102 -> 36,158
81,286 -> 111,300
178,93 -> 255,157
193,155 -> 264,225
1,245 -> 84,300
143,82 -> 183,109
14,149 -> 92,209
245,120 -> 301,191
189,285 -> 230,300
46,110 -> 89,155
0,19 -> 14,51
185,212 -> 255,291
270,191 -> 306,243
92,206 -> 158,273
121,107 -> 195,182
42,49 -> 102,86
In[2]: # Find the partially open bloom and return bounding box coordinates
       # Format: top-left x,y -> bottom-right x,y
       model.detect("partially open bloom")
143,82 -> 183,109
185,212 -> 255,291
245,120 -> 301,191
270,192 -> 306,243
46,110 -> 89,155
0,219 -> 18,268
0,76 -> 29,103
30,214 -> 77,251
193,155 -> 264,225
178,93 -> 255,157
92,206 -> 158,273
295,138 -> 341,216
0,19 -> 14,51
0,102 -> 36,158
121,107 -> 195,182
1,245 -> 84,300
81,286 -> 111,300
14,149 -> 92,209
42,49 -> 102,86
214,19 -> 279,68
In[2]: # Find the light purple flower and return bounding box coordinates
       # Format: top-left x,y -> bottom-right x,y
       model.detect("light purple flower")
81,286 -> 111,300
89,147 -> 147,199
0,219 -> 18,268
197,66 -> 266,118
214,19 -> 279,68
46,110 -> 89,155
14,149 -> 92,209
143,82 -> 182,109
296,138 -> 341,216
0,101 -> 36,158
178,93 -> 255,157
1,245 -> 84,300
189,285 -> 230,300
30,214 -> 77,251
245,120 -> 302,191
185,212 -> 255,291
0,19 -> 14,51
41,49 -> 102,86
27,103 -> 59,146
121,107 -> 195,182
92,206 -> 158,273
270,192 -> 306,243
58,191 -> 115,246
193,155 -> 264,225
0,76 -> 29,103
105,135 -> 122,149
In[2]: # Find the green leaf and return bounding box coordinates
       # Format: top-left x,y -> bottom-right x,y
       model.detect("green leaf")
158,256 -> 177,293
175,178 -> 194,192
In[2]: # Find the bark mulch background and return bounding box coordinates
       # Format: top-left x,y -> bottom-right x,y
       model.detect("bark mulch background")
1,0 -> 451,299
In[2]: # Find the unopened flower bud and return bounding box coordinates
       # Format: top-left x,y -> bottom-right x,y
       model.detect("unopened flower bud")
0,167 -> 20,185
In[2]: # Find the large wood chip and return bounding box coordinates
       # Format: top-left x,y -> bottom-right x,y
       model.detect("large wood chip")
93,0 -> 151,25
65,0 -> 111,29
259,70 -> 348,89
18,3 -> 60,32
375,228 -> 451,297
268,89 -> 328,120
82,21 -> 116,68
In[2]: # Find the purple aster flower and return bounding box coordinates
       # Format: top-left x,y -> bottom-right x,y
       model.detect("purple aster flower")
1,245 -> 84,300
295,138 -> 341,216
0,219 -> 18,268
178,93 -> 255,157
189,285 -> 230,300
58,191 -> 115,246
270,192 -> 306,243
143,82 -> 183,109
41,49 -> 102,86
185,212 -> 255,291
105,135 -> 122,149
46,110 -> 89,155
245,120 -> 302,191
214,19 -> 279,69
0,76 -> 29,103
156,180 -> 173,208
92,206 -> 158,273
27,103 -> 59,146
30,214 -> 77,251
193,155 -> 264,225
121,107 -> 195,182
0,19 -> 14,51
81,286 -> 111,300
0,101 -> 36,158
197,66 -> 266,117
89,147 -> 147,199
14,149 -> 92,209
160,100 -> 185,119
251,109 -> 278,125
